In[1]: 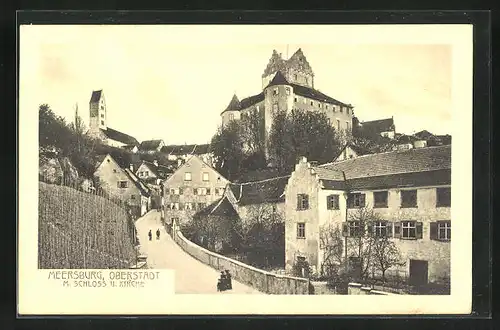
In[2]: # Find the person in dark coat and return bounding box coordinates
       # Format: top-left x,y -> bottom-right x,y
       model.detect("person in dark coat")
225,270 -> 232,290
148,229 -> 152,241
156,228 -> 160,240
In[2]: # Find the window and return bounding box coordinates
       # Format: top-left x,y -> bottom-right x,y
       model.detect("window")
346,121 -> 350,131
113,169 -> 117,173
273,88 -> 278,96
340,107 -> 343,113
145,171 -> 149,176
198,202 -> 206,210
179,188 -> 184,195
101,120 -> 104,125
430,221 -> 451,241
294,74 -> 298,80
348,221 -> 362,237
272,204 -> 277,213
206,188 -> 211,195
185,202 -> 193,211
130,195 -> 136,200
373,221 -> 388,237
401,190 -> 417,208
215,188 -> 219,196
347,108 -> 350,115
297,223 -> 305,238
325,105 -> 328,110
327,118 -> 331,125
285,87 -> 291,95
184,172 -> 192,181
337,119 -> 340,131
202,172 -> 209,182
400,221 -> 423,239
333,106 -> 337,113
347,193 -> 365,208
100,113 -> 104,118
373,191 -> 388,208
174,202 -> 179,210
294,97 -> 298,102
318,103 -> 321,108
326,194 -> 339,210
229,114 -> 234,121
296,194 -> 309,210
438,221 -> 451,240
170,188 -> 175,195
436,187 -> 451,207
310,101 -> 314,106
117,181 -> 128,188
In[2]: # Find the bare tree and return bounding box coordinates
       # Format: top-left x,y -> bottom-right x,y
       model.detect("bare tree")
371,236 -> 406,281
319,223 -> 344,276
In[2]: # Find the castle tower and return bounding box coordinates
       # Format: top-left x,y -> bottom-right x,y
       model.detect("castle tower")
263,71 -> 294,134
89,90 -> 106,138
261,48 -> 315,90
220,94 -> 241,127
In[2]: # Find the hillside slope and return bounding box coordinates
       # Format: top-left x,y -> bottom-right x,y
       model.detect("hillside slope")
38,182 -> 137,269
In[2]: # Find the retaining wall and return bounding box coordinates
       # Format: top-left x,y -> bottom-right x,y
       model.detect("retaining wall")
173,230 -> 310,294
348,283 -> 395,295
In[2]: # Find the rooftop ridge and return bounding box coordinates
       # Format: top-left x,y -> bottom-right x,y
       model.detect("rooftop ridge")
345,167 -> 451,181
318,144 -> 451,168
230,175 -> 291,186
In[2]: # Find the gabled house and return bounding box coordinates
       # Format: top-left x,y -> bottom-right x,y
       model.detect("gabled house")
162,155 -> 229,226
139,139 -> 165,154
333,142 -> 367,162
285,145 -> 451,287
93,154 -> 151,217
358,117 -> 396,139
161,143 -> 213,166
135,159 -> 173,209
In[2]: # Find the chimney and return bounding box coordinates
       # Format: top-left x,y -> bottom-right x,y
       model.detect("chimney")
177,158 -> 182,167
153,160 -> 158,167
129,164 -> 134,172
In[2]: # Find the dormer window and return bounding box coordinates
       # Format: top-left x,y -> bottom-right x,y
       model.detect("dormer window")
285,87 -> 291,96
273,89 -> 278,96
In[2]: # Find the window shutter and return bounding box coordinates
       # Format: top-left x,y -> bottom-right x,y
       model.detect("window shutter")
366,222 -> 374,236
393,222 -> 401,238
179,203 -> 184,210
194,188 -> 198,195
429,222 -> 438,240
305,195 -> 309,209
360,194 -> 366,207
117,182 -> 120,188
347,195 -> 352,208
342,223 -> 349,237
388,222 -> 394,237
416,222 -> 423,239
297,195 -> 301,210
207,188 -> 211,195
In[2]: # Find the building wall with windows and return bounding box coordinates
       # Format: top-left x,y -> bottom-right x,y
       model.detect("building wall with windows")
93,154 -> 147,211
285,147 -> 451,284
162,155 -> 229,225
284,158 -> 322,273
343,186 -> 451,283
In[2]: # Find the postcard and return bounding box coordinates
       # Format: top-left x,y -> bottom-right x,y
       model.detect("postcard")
18,23 -> 472,315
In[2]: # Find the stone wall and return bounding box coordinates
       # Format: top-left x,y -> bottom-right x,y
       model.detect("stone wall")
172,229 -> 310,295
347,283 -> 394,295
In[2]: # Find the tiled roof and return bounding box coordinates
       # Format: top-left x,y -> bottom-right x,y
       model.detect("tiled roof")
291,83 -> 349,106
194,197 -> 239,219
239,92 -> 265,110
229,176 -> 290,206
139,139 -> 163,151
123,144 -> 137,151
334,143 -> 370,160
141,161 -> 172,179
90,90 -> 102,103
414,130 -> 435,140
319,145 -> 451,180
347,169 -> 451,191
312,167 -> 345,181
124,168 -> 150,197
360,118 -> 395,133
397,134 -> 418,144
320,179 -> 347,190
160,144 -> 210,156
236,167 -> 282,183
101,127 -> 139,146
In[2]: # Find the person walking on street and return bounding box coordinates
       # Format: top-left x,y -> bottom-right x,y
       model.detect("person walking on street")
156,228 -> 160,240
148,229 -> 152,241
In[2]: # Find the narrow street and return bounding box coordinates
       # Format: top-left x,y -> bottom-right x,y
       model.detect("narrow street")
135,210 -> 262,294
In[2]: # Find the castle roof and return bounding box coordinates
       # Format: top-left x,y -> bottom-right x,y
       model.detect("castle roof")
265,71 -> 290,88
100,127 -> 139,146
290,83 -> 350,106
239,92 -> 265,109
90,90 -> 103,103
221,94 -> 241,114
160,143 -> 210,156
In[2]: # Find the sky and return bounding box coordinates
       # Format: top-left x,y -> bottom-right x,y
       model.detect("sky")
20,25 -> 454,145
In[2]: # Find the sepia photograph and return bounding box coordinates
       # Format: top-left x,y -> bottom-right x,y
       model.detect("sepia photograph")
18,22 -> 473,315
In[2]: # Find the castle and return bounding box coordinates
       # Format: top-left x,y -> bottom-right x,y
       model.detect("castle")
220,48 -> 354,136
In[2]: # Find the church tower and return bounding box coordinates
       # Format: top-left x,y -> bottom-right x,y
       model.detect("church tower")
88,90 -> 107,138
